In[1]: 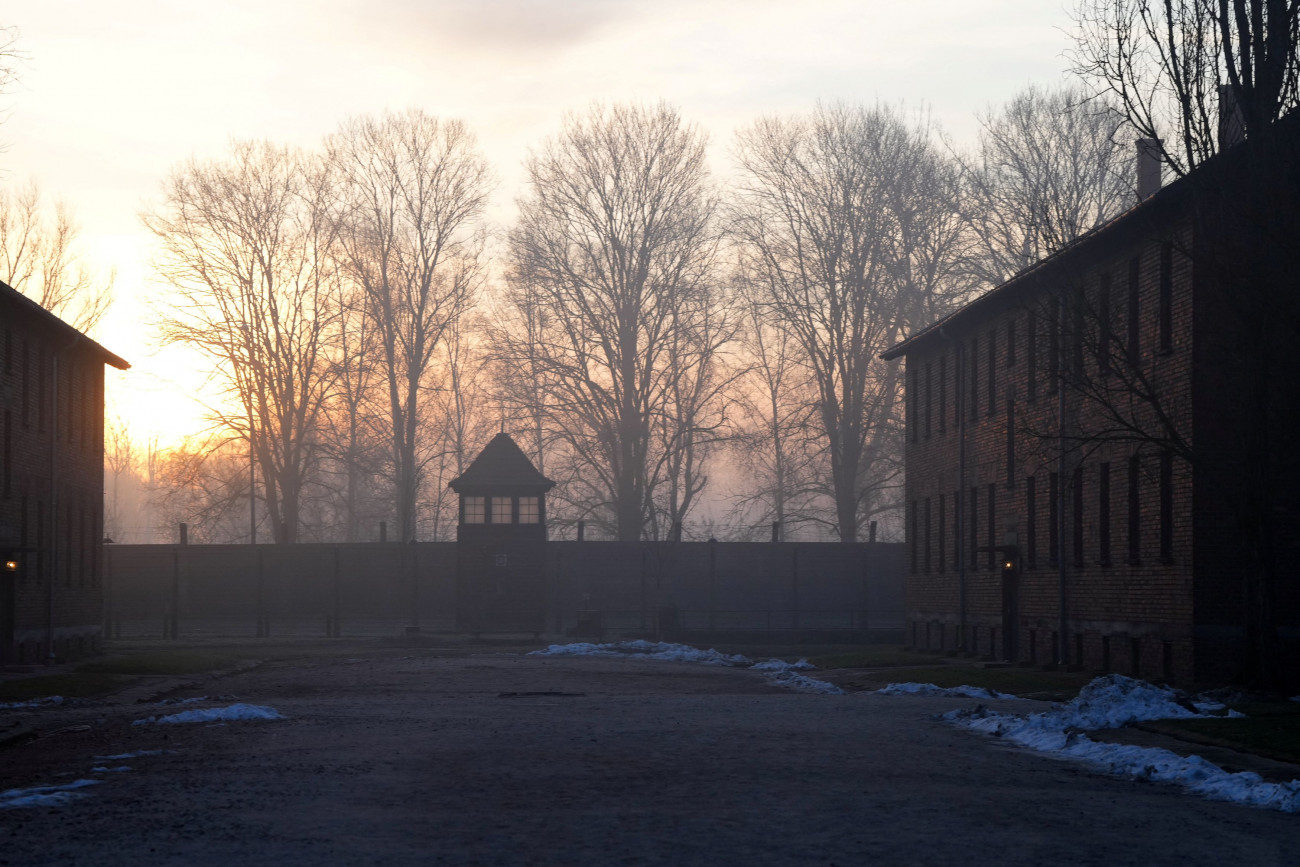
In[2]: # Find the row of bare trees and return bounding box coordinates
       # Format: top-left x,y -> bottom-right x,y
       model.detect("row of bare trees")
105,90 -> 1142,544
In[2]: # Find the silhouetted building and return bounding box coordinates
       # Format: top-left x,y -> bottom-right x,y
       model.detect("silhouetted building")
449,433 -> 555,634
884,116 -> 1300,685
1,279 -> 129,664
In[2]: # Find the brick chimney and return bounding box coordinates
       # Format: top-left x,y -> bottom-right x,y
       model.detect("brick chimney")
1136,138 -> 1162,200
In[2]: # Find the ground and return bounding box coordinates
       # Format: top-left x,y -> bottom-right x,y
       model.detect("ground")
1,642 -> 1296,865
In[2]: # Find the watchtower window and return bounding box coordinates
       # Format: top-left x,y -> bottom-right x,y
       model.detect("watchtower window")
489,496 -> 512,524
518,496 -> 540,524
464,496 -> 486,524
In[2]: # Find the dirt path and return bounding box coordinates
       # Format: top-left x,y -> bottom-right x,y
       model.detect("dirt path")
1,650 -> 1294,865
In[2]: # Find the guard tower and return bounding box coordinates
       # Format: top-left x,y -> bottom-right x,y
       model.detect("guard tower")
448,433 -> 555,634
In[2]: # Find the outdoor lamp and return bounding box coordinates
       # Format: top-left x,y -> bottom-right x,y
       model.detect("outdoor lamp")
3,559 -> 17,572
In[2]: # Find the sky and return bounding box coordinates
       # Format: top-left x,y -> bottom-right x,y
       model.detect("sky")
2,0 -> 1081,448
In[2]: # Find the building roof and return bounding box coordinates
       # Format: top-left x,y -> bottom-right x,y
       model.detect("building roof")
448,432 -> 555,493
0,279 -> 130,369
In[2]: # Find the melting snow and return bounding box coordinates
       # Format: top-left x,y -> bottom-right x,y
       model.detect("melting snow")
0,779 -> 100,810
877,682 -> 1019,700
90,766 -> 132,773
939,674 -> 1300,814
0,696 -> 65,710
93,749 -> 175,760
530,641 -> 843,694
133,703 -> 285,726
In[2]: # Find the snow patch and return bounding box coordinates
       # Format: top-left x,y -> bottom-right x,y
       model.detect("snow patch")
90,766 -> 132,773
942,674 -> 1300,814
93,749 -> 175,760
133,703 -> 285,726
0,695 -> 65,710
877,682 -> 1019,700
530,641 -> 843,694
0,779 -> 100,810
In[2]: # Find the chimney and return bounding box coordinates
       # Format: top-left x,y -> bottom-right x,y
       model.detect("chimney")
1218,84 -> 1245,150
1136,138 -> 1162,201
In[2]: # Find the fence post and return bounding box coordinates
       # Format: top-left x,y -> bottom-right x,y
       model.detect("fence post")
178,522 -> 188,546
771,521 -> 780,543
869,521 -> 877,543
576,520 -> 585,542
380,521 -> 387,543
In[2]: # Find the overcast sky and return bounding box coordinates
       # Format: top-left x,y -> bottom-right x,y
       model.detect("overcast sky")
3,0 -> 1080,444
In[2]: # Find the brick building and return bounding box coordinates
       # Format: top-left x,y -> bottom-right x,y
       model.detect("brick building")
1,279 -> 129,664
883,119 -> 1300,686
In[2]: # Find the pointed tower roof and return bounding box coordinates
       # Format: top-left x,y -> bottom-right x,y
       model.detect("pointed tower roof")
448,433 -> 555,493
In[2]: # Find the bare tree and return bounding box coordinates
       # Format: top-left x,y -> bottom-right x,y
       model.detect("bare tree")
147,435 -> 252,544
1072,0 -> 1300,175
329,110 -> 492,543
731,103 -> 968,542
501,102 -> 721,541
0,180 -> 113,332
143,141 -> 340,543
960,85 -> 1134,286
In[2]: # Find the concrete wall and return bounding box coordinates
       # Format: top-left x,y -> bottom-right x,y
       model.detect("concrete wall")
103,541 -> 905,641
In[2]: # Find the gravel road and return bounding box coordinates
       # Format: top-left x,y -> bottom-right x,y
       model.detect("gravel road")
1,648 -> 1294,865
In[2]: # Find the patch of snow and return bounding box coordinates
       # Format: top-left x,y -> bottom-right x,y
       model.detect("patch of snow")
0,779 -> 100,810
877,682 -> 1019,700
530,641 -> 843,693
133,703 -> 285,726
531,640 -> 752,667
942,674 -> 1300,814
93,749 -> 174,760
156,695 -> 237,706
0,695 -> 65,710
90,766 -> 132,773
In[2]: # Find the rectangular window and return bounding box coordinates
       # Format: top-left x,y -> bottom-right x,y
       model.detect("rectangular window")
38,348 -> 46,431
987,484 -> 996,570
1127,256 -> 1141,365
1049,472 -> 1060,566
1048,297 -> 1060,390
1128,455 -> 1141,565
518,496 -> 540,524
21,340 -> 30,427
1072,466 -> 1085,567
1026,475 -> 1037,569
1160,450 -> 1174,563
36,499 -> 44,585
1099,462 -> 1111,566
1005,399 -> 1015,489
1027,309 -> 1038,401
969,335 -> 980,420
1098,272 -> 1112,377
924,361 -> 932,439
954,344 -> 964,430
1159,242 -> 1173,352
938,494 -> 946,573
910,500 -> 918,573
924,497 -> 932,573
1071,285 -> 1085,378
908,364 -> 918,443
952,490 -> 961,571
938,355 -> 947,433
970,486 -> 980,570
463,496 -> 485,524
489,496 -> 512,524
987,329 -> 997,417
1007,318 -> 1017,366
2,410 -> 9,498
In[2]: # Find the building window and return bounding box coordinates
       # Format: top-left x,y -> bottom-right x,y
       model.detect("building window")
969,335 -> 980,420
986,484 -> 996,570
1049,472 -> 1059,566
1047,297 -> 1060,389
952,489 -> 961,571
1099,462 -> 1111,567
908,364 -> 917,443
970,486 -> 980,570
910,500 -> 918,573
489,496 -> 512,524
38,348 -> 46,431
1026,475 -> 1037,569
2,410 -> 9,498
987,329 -> 997,417
1128,455 -> 1141,565
518,496 -> 540,524
954,344 -> 964,430
938,494 -> 946,573
924,497 -> 932,573
924,361 -> 932,439
463,496 -> 485,524
937,355 -> 947,434
1072,466 -> 1085,568
1098,272 -> 1112,377
1027,308 -> 1037,402
1160,450 -> 1174,563
1159,241 -> 1173,353
1071,285 -> 1085,378
1127,256 -> 1141,366
1005,399 -> 1015,489
1007,318 -> 1017,366
21,340 -> 30,427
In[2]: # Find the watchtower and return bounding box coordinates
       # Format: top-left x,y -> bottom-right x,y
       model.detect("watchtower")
448,433 -> 555,634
